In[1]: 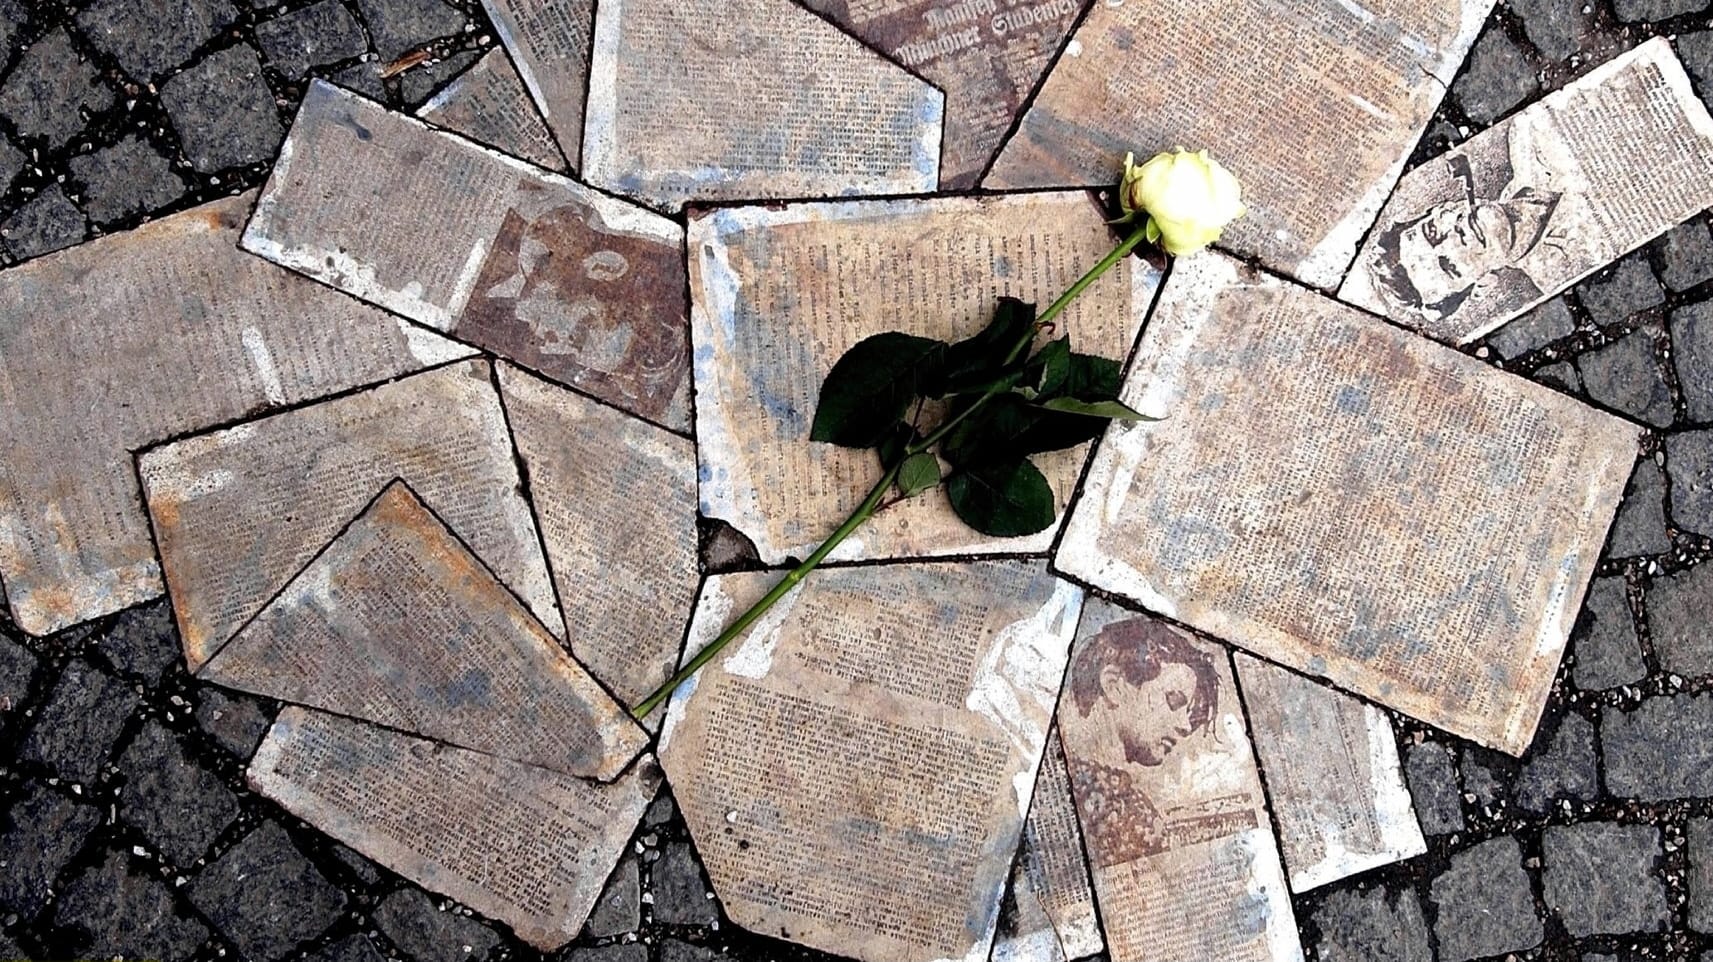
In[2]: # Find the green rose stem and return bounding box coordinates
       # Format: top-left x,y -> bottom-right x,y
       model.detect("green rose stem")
630,221 -> 1153,720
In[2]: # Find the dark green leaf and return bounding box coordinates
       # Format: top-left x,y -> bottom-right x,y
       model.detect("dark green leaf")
1026,337 -> 1072,397
928,298 -> 1036,397
875,422 -> 916,470
810,333 -> 945,448
1039,397 -> 1157,421
896,452 -> 941,497
942,394 -> 1043,466
946,460 -> 1056,537
1061,353 -> 1123,401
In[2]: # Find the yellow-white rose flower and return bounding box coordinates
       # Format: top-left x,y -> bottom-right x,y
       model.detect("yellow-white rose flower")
1118,149 -> 1246,256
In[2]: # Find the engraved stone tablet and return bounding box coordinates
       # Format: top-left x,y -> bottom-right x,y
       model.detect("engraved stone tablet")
985,0 -> 1490,288
250,707 -> 659,950
991,727 -> 1103,962
800,0 -> 1080,189
478,0 -> 594,165
581,0 -> 944,211
1341,39 -> 1713,344
1057,252 -> 1639,755
497,362 -> 700,709
1057,603 -> 1300,962
246,81 -> 691,432
416,48 -> 569,172
659,561 -> 1083,962
1235,654 -> 1424,893
690,193 -> 1159,564
203,482 -> 646,780
139,359 -> 559,670
0,193 -> 470,637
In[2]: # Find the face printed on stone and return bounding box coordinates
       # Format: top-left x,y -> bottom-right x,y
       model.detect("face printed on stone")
1109,659 -> 1200,767
1395,199 -> 1525,308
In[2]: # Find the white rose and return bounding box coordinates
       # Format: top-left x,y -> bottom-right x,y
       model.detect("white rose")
1118,149 -> 1246,256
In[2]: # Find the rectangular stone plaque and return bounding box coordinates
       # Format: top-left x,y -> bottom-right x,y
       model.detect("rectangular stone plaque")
659,561 -> 1083,962
0,193 -> 470,637
1235,654 -> 1425,893
1340,39 -> 1713,344
580,0 -> 943,210
1056,602 -> 1300,962
139,359 -> 559,671
203,481 -> 647,780
1057,252 -> 1639,755
250,707 -> 659,950
985,0 -> 1490,288
689,193 -> 1159,565
478,0 -> 593,166
497,362 -> 700,710
246,80 -> 691,432
799,0 -> 1081,189
416,47 -> 569,172
991,726 -> 1103,962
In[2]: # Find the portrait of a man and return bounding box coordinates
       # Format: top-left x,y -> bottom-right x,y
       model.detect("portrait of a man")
1064,616 -> 1221,866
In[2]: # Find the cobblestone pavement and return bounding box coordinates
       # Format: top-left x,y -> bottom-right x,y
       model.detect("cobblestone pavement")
2,0 -> 1713,960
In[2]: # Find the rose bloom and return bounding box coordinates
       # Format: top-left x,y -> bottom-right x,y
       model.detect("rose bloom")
1119,149 -> 1246,255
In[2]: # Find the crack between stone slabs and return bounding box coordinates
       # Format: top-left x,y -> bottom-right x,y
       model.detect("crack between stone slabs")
968,0 -> 1099,190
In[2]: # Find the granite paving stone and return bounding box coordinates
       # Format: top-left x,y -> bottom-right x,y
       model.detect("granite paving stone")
1609,460 -> 1674,559
653,840 -> 719,926
187,821 -> 347,960
1579,326 -> 1675,428
195,686 -> 275,758
0,138 -> 24,192
1430,835 -> 1543,961
1461,749 -> 1507,810
19,658 -> 139,783
161,45 -> 286,172
1542,822 -> 1669,936
1534,359 -> 1584,394
93,599 -> 183,684
1647,563 -> 1713,677
53,848 -> 210,960
1508,0 -> 1596,60
328,60 -> 388,101
255,0 -> 367,79
0,782 -> 102,917
0,29 -> 115,150
116,720 -> 240,866
1682,30 -> 1713,92
399,48 -> 482,106
1454,28 -> 1538,125
1310,885 -> 1433,962
1604,692 -> 1713,799
67,135 -> 185,224
1572,576 -> 1648,691
76,0 -> 238,79
1689,818 -> 1713,933
373,888 -> 501,962
1659,220 -> 1713,292
1613,0 -> 1707,19
1673,299 -> 1713,422
351,0 -> 465,61
1668,430 -> 1713,536
1,184 -> 88,260
1490,296 -> 1576,358
1581,258 -> 1668,326
1405,740 -> 1464,835
0,634 -> 37,730
570,945 -> 650,962
585,853 -> 641,938
1516,712 -> 1599,813
308,933 -> 389,962
329,841 -> 383,885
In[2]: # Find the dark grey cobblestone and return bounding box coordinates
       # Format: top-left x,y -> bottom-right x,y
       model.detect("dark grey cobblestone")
0,782 -> 101,917
1309,884 -> 1432,962
309,933 -> 390,962
585,853 -> 641,938
352,0 -> 465,61
1580,257 -> 1667,327
653,840 -> 719,926
92,597 -> 183,684
571,944 -> 650,962
20,658 -> 138,783
1572,575 -> 1648,690
1683,29 -> 1713,90
1605,692 -> 1713,799
162,44 -> 284,173
1614,0 -> 1708,20
1,183 -> 87,259
1689,818 -> 1713,933
0,28 -> 113,149
187,820 -> 348,960
1491,295 -> 1577,358
1660,219 -> 1713,292
1430,835 -> 1543,961
0,138 -> 23,193
1457,28 -> 1539,125
0,633 -> 37,730
1647,562 -> 1713,677
1405,739 -> 1465,835
1675,299 -> 1713,422
75,0 -> 238,80
195,685 -> 275,757
67,135 -> 187,224
53,847 -> 210,960
1542,822 -> 1670,936
1516,710 -> 1599,813
255,0 -> 367,80
116,719 -> 240,866
375,888 -> 501,962
1510,0 -> 1599,60
1579,325 -> 1675,427
1609,460 -> 1674,559
1669,430 -> 1713,537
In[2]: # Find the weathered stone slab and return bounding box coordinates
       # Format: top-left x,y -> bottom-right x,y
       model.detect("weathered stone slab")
478,0 -> 593,166
416,47 -> 569,172
1342,40 -> 1713,345
689,193 -> 1158,565
0,193 -> 470,637
580,0 -> 944,210
1235,655 -> 1425,893
497,362 -> 699,709
1057,603 -> 1301,962
1057,252 -> 1638,755
138,359 -> 558,671
203,482 -> 646,779
249,707 -> 659,950
658,561 -> 1081,962
800,0 -> 1079,189
991,727 -> 1103,962
245,81 -> 691,432
985,0 -> 1489,288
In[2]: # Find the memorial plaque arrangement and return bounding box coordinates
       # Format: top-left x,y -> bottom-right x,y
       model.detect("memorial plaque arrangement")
3,5 -> 1708,959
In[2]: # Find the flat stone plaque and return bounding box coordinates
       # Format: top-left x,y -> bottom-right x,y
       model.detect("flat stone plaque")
416,47 -> 570,172
1235,654 -> 1425,893
1341,39 -> 1713,345
1057,602 -> 1300,962
139,359 -> 558,671
801,0 -> 1080,188
250,707 -> 659,950
0,193 -> 470,636
1057,252 -> 1639,755
497,362 -> 700,709
246,81 -> 691,432
478,0 -> 594,165
203,481 -> 647,780
991,726 -> 1103,962
659,561 -> 1082,962
581,0 -> 944,210
689,193 -> 1158,564
985,0 -> 1490,288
